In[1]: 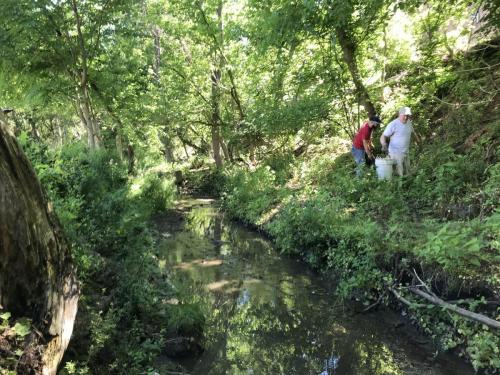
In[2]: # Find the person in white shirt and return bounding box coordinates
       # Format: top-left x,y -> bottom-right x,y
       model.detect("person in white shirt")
380,107 -> 413,176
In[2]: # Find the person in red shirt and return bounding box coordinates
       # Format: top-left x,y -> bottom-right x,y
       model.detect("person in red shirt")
351,115 -> 381,176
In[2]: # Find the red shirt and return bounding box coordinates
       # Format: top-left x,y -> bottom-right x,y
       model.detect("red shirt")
353,122 -> 373,149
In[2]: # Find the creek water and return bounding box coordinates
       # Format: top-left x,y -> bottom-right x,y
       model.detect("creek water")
157,199 -> 473,375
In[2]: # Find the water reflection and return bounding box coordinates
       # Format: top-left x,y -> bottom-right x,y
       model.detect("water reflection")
158,200 -> 473,375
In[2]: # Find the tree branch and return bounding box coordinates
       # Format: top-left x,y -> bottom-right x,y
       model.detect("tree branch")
408,287 -> 500,330
388,286 -> 425,308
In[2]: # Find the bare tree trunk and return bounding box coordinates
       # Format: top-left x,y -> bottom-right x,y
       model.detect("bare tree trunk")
221,139 -> 231,162
28,114 -> 40,141
210,1 -> 224,168
72,0 -> 100,150
80,86 -> 100,150
163,137 -> 175,163
0,113 -> 79,375
77,98 -> 95,149
115,131 -> 124,160
152,25 -> 162,84
335,27 -> 376,118
127,143 -> 135,175
152,24 -> 176,163
55,116 -> 65,147
211,111 -> 223,168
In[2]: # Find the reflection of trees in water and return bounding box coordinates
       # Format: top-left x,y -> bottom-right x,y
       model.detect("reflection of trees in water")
166,206 -> 407,375
185,207 -> 215,237
347,340 -> 404,375
202,293 -> 405,374
196,264 -> 404,372
201,290 -> 328,374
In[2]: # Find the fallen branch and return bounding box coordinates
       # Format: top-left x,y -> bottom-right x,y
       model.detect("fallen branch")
413,268 -> 433,294
388,287 -> 425,308
362,293 -> 384,313
447,299 -> 500,307
409,287 -> 500,330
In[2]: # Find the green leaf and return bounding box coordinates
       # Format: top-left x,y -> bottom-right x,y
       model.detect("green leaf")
469,258 -> 481,267
0,312 -> 11,321
13,321 -> 31,338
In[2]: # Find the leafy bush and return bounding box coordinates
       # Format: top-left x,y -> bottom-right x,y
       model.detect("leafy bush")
183,165 -> 226,197
418,220 -> 486,274
223,166 -> 283,224
129,172 -> 176,212
467,330 -> 500,371
19,138 -> 186,373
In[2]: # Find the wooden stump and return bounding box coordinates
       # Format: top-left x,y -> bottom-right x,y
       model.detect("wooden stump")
0,112 -> 79,374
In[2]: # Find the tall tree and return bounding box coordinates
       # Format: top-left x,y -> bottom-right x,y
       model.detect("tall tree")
0,0 -> 136,150
320,0 -> 389,118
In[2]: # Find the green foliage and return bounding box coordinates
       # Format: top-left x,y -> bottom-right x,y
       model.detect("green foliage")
261,151 -> 295,183
419,220 -> 486,273
2,0 -> 498,372
129,172 -> 176,212
12,320 -> 31,338
220,110 -> 499,371
223,166 -> 285,224
166,303 -> 205,335
467,330 -> 500,371
0,312 -> 33,372
18,138 -> 185,373
267,190 -> 385,295
183,165 -> 227,197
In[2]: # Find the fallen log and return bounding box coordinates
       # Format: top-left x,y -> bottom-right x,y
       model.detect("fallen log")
408,287 -> 500,330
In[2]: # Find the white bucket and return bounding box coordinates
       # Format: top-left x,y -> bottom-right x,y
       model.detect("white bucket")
375,158 -> 395,180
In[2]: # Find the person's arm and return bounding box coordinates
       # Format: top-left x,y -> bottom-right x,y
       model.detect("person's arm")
363,139 -> 374,159
380,134 -> 389,152
380,122 -> 393,152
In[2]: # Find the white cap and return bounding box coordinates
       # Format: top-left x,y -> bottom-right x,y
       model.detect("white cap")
399,107 -> 412,115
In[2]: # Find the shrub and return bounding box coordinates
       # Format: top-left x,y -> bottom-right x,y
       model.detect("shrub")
223,166 -> 282,224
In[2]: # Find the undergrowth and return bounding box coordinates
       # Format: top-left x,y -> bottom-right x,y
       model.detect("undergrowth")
12,139 -> 202,374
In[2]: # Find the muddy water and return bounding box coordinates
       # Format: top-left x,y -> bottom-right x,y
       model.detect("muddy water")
157,199 -> 473,375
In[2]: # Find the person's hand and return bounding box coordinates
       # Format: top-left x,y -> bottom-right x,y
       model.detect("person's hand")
381,144 -> 388,153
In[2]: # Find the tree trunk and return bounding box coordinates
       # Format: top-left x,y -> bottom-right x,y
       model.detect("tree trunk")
211,113 -> 223,168
77,87 -> 100,150
152,25 -> 162,84
163,136 -> 175,163
28,114 -> 40,141
0,113 -> 79,375
221,139 -> 231,162
115,131 -> 124,160
151,23 -> 176,163
210,1 -> 224,168
56,116 -> 65,147
127,143 -> 135,175
72,0 -> 100,150
335,27 -> 376,118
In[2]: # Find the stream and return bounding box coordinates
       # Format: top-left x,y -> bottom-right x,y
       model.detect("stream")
156,198 -> 473,375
